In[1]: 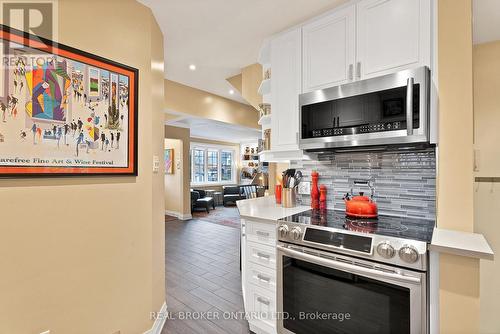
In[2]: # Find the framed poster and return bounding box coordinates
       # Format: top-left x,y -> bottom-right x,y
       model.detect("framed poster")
0,25 -> 138,176
165,148 -> 173,174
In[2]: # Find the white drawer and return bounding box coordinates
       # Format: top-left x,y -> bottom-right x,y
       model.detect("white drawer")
246,261 -> 276,293
245,220 -> 276,246
246,283 -> 277,331
247,241 -> 276,269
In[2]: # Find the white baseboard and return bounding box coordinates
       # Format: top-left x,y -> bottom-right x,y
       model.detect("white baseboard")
165,210 -> 192,221
144,302 -> 167,334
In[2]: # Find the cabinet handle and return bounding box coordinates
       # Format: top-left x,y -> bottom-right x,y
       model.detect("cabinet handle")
257,297 -> 270,306
257,274 -> 271,282
257,252 -> 270,259
406,77 -> 414,136
348,64 -> 354,81
256,231 -> 270,237
356,62 -> 361,79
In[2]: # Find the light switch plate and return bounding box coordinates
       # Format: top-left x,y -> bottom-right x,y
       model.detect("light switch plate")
153,155 -> 160,173
40,331 -> 50,334
298,181 -> 310,195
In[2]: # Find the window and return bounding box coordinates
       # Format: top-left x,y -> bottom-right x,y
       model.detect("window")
221,151 -> 232,181
207,150 -> 218,182
192,149 -> 205,183
190,144 -> 235,185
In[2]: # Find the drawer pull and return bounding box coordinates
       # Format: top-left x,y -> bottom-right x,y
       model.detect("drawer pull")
257,274 -> 271,282
256,252 -> 270,259
257,296 -> 270,306
256,231 -> 270,237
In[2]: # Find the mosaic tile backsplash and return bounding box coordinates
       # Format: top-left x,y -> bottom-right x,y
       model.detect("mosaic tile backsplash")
290,148 -> 436,220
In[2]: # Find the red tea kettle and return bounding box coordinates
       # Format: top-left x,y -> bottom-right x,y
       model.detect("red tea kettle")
343,180 -> 378,218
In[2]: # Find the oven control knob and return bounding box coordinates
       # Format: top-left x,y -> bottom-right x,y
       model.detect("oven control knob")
278,225 -> 289,238
291,227 -> 302,240
399,245 -> 419,263
376,242 -> 395,259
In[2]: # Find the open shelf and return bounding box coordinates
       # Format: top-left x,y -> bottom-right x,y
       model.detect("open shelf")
258,79 -> 271,96
258,114 -> 272,128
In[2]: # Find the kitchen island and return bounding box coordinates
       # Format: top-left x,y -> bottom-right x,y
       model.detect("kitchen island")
236,196 -> 308,334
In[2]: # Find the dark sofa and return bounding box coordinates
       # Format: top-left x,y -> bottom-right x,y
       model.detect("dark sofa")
223,186 -> 245,206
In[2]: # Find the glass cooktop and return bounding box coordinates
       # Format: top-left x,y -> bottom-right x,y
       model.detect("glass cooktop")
280,209 -> 435,243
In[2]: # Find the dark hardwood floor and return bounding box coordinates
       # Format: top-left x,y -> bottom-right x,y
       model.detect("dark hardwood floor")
162,207 -> 251,334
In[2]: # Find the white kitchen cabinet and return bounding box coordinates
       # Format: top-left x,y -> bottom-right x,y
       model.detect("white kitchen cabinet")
302,6 -> 356,93
245,284 -> 277,333
270,28 -> 301,152
356,0 -> 430,79
241,219 -> 277,334
300,0 -> 430,89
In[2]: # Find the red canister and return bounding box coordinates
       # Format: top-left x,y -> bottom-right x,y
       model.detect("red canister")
319,185 -> 327,211
275,185 -> 282,204
311,171 -> 320,209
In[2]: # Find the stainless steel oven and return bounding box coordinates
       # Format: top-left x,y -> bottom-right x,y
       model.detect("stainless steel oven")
277,243 -> 427,334
299,67 -> 430,151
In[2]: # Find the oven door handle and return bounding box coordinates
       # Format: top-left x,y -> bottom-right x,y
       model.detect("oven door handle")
277,245 -> 421,284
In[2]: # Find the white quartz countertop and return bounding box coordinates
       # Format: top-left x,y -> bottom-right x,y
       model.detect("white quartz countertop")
430,227 -> 494,260
238,197 -> 495,260
236,196 -> 310,222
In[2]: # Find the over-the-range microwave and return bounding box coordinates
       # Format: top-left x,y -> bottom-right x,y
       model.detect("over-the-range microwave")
299,66 -> 430,151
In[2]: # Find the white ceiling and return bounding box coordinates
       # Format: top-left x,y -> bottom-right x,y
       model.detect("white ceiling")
139,0 -> 347,103
473,0 -> 500,45
167,116 -> 261,143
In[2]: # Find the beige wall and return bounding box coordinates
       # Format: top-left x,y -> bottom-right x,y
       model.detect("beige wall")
226,63 -> 263,110
165,125 -> 191,217
150,11 -> 166,320
165,139 -> 183,214
437,1 -> 480,333
473,40 -> 500,334
227,73 -> 243,94
165,79 -> 259,129
0,1 -> 165,333
437,0 -> 474,232
241,63 -> 263,110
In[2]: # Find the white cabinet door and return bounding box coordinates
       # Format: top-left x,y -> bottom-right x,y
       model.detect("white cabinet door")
302,6 -> 356,93
246,284 -> 277,332
270,28 -> 301,152
356,0 -> 430,79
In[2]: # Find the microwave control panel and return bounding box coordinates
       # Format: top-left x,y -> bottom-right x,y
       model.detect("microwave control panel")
310,121 -> 405,138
